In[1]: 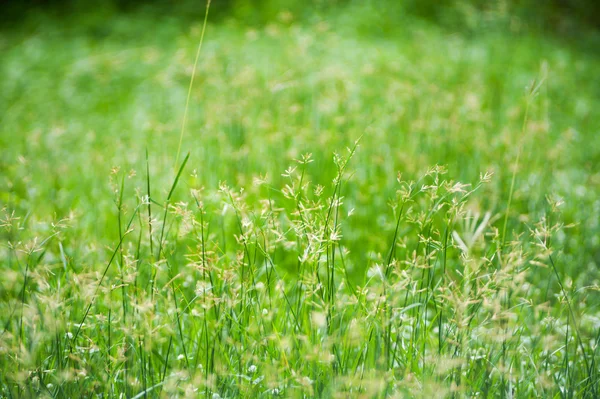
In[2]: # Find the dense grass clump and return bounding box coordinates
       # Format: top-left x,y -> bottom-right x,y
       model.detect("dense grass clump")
1,150 -> 599,397
1,1 -> 600,398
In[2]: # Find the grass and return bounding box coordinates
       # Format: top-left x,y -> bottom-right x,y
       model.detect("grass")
1,1 -> 600,397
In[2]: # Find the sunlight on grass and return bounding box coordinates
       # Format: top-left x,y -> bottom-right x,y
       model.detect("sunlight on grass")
1,1 -> 599,397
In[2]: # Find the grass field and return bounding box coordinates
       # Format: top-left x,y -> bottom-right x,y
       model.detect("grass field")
1,1 -> 600,397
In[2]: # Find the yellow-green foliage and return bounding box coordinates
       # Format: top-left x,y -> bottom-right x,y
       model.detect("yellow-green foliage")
1,2 -> 599,397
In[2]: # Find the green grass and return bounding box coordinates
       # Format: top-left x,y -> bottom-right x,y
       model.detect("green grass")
1,2 -> 600,397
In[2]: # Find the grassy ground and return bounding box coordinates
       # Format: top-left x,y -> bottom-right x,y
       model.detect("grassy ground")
1,2 -> 600,397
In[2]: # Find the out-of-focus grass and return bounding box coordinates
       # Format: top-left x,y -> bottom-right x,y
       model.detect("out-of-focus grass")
1,2 -> 600,397
2,3 -> 599,279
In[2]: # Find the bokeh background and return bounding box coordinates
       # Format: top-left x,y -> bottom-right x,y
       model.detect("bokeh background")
1,0 -> 599,283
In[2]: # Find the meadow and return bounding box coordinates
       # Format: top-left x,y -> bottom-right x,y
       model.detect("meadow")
1,1 -> 600,397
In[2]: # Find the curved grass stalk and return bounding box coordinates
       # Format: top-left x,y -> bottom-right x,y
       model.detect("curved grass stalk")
174,0 -> 212,169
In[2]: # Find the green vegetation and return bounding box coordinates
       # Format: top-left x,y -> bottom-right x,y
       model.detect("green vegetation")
1,1 -> 600,397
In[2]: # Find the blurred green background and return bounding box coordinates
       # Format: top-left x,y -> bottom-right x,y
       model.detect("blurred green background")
1,0 -> 599,285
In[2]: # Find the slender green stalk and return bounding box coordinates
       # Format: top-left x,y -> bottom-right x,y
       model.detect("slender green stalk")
174,0 -> 212,169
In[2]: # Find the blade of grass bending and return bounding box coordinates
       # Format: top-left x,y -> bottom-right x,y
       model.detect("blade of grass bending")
168,152 -> 190,201
131,380 -> 167,399
153,151 -> 190,278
